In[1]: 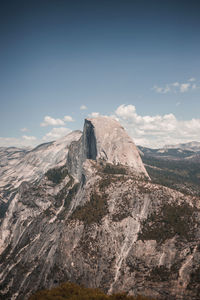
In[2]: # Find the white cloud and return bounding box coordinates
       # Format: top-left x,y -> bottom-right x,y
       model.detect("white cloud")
63,115 -> 74,122
152,86 -> 162,93
114,104 -> 200,148
153,78 -> 199,94
41,115 -> 74,126
188,77 -> 196,82
152,85 -> 171,94
89,112 -> 100,118
42,127 -> 72,141
180,83 -> 190,93
20,127 -> 28,132
172,82 -> 179,87
80,105 -> 87,110
163,85 -> 171,93
41,116 -> 65,127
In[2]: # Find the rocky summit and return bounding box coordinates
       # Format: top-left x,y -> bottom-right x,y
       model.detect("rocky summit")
0,117 -> 200,300
83,117 -> 148,176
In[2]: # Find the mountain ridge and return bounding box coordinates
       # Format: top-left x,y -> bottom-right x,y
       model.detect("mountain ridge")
164,141 -> 200,152
0,117 -> 200,300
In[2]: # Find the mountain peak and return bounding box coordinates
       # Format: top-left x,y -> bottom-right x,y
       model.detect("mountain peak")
83,116 -> 148,177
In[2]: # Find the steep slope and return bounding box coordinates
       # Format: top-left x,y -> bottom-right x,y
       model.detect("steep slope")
66,117 -> 149,180
0,131 -> 82,224
0,131 -> 82,189
83,117 -> 148,177
0,117 -> 200,300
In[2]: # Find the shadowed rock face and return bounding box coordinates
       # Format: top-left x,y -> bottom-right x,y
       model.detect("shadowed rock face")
0,117 -> 200,300
82,119 -> 97,160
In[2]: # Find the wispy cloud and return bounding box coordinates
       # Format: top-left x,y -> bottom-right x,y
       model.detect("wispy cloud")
80,105 -> 87,110
153,78 -> 199,94
22,135 -> 37,141
180,83 -> 190,93
153,85 -> 171,94
20,127 -> 28,132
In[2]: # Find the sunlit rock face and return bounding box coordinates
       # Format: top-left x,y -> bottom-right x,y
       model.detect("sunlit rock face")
82,117 -> 149,177
0,117 -> 200,300
67,117 -> 149,180
0,130 -> 82,190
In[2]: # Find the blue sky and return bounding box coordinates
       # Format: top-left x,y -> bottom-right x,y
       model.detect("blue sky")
1,0 -> 200,148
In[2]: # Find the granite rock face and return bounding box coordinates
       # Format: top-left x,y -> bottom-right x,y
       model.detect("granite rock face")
0,130 -> 82,189
83,117 -> 149,177
0,117 -> 200,300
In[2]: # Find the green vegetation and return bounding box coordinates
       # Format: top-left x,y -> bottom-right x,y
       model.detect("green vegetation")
64,183 -> 79,207
142,156 -> 200,196
99,176 -> 113,191
138,203 -> 196,243
29,282 -> 156,300
45,166 -> 69,184
112,210 -> 131,222
71,192 -> 108,224
69,170 -> 128,224
102,163 -> 127,175
98,175 -> 125,191
55,176 -> 74,208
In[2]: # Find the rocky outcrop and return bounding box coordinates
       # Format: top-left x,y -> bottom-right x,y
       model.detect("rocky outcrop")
0,131 -> 82,223
83,117 -> 148,177
0,118 -> 200,300
0,131 -> 82,190
66,117 -> 149,181
66,117 -> 149,180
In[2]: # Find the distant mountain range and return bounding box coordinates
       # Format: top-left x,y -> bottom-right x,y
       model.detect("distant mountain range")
138,142 -> 200,162
138,144 -> 200,196
164,141 -> 200,152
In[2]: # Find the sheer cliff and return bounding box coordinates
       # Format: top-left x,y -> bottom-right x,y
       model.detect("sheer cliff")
0,117 -> 200,300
